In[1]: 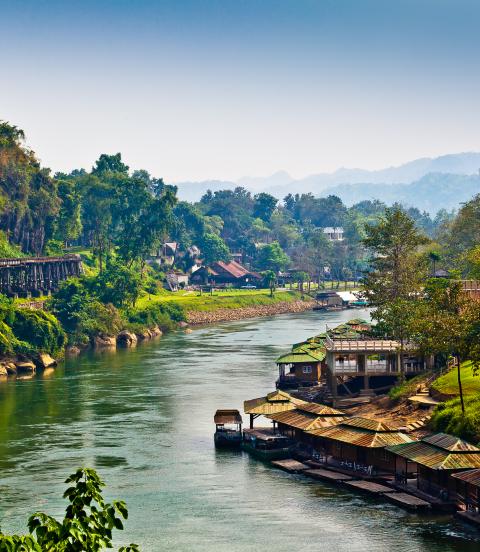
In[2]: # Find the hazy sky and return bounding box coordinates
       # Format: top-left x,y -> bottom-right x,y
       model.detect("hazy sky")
1,0 -> 479,182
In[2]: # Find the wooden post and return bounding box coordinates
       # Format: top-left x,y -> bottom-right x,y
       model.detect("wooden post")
250,414 -> 254,429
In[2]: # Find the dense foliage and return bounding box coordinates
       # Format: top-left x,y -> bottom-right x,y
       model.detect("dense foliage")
0,467 -> 138,551
0,296 -> 65,356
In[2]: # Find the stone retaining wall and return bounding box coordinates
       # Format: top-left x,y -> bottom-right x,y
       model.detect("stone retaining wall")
186,299 -> 315,325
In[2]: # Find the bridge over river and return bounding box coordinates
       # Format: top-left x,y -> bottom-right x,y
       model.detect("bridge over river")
0,254 -> 83,297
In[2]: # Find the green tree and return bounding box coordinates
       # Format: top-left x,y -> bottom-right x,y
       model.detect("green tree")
0,467 -> 138,551
92,260 -> 143,308
263,270 -> 277,297
411,279 -> 480,414
54,179 -> 83,246
92,153 -> 129,176
255,242 -> 289,273
200,233 -> 230,265
362,207 -> 429,377
253,192 -> 277,222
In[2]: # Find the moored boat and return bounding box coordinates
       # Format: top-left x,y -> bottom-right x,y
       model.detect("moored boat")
214,409 -> 243,448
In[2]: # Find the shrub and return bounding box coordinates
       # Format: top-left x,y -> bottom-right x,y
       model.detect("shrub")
10,309 -> 66,356
49,278 -> 124,345
127,302 -> 185,332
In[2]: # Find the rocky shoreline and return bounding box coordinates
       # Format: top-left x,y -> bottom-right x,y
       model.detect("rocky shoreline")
0,325 -> 164,380
1,301 -> 315,379
186,298 -> 316,325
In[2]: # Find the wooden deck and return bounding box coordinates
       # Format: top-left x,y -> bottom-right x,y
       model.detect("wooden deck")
271,459 -> 310,473
344,480 -> 395,495
385,492 -> 431,511
303,468 -> 354,482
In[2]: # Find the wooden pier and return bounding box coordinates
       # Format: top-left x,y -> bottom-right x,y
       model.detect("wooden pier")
271,459 -> 310,473
384,492 -> 431,511
344,480 -> 395,495
303,468 -> 354,482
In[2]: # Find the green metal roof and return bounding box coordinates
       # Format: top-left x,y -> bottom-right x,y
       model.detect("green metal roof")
276,351 -> 324,364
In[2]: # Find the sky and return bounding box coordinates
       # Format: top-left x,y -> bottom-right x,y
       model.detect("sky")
1,0 -> 479,182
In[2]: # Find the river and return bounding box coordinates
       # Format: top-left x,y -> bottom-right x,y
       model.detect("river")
0,309 -> 479,551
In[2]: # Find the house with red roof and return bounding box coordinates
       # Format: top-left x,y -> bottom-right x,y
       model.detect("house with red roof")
190,260 -> 262,287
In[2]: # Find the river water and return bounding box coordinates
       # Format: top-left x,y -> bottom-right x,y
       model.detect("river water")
0,309 -> 479,551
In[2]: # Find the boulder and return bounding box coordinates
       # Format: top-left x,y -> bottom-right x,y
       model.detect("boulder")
6,363 -> 17,375
135,329 -> 152,341
93,335 -> 117,348
184,328 -> 193,334
117,330 -> 138,348
35,353 -> 57,369
149,326 -> 163,337
177,321 -> 189,329
15,361 -> 36,374
66,346 -> 81,356
0,365 -> 8,377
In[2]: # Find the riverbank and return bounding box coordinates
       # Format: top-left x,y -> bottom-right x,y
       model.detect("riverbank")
186,297 -> 315,324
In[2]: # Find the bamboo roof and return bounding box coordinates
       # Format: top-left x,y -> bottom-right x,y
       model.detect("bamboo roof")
243,390 -> 308,415
451,469 -> 480,487
266,409 -> 345,431
341,417 -> 399,432
386,441 -> 480,470
214,409 -> 242,425
387,433 -> 480,470
422,433 -> 480,452
308,417 -> 413,448
295,403 -> 346,416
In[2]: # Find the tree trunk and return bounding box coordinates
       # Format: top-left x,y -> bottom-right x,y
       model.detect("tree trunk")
456,355 -> 465,414
399,338 -> 406,383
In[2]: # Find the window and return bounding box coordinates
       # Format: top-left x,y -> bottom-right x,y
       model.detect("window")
302,366 -> 312,374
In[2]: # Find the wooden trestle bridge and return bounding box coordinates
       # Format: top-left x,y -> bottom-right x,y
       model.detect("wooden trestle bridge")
0,255 -> 83,297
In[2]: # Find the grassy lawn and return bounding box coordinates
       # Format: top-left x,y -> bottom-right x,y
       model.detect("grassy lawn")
431,361 -> 480,397
136,288 -> 305,311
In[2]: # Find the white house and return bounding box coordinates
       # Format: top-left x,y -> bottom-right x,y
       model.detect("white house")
322,227 -> 344,241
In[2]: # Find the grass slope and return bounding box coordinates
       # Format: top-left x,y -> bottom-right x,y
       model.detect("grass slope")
136,289 -> 306,312
431,361 -> 480,396
430,362 -> 480,444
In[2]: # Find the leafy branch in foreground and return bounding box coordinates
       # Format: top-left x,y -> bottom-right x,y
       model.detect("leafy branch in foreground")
0,468 -> 138,551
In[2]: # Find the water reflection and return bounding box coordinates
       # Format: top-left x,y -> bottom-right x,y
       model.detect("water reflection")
0,309 -> 479,551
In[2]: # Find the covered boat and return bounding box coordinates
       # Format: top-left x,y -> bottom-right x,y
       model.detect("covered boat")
214,409 -> 243,448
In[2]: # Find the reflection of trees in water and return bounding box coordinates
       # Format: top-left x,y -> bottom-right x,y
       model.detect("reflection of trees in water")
0,339 -> 181,473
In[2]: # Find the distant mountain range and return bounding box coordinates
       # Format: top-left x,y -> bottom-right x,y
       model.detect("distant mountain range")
172,152 -> 480,213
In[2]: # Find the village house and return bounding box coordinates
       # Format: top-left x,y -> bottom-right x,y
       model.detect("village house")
386,433 -> 480,500
190,260 -> 261,287
462,280 -> 480,301
276,344 -> 326,389
322,226 -> 344,241
275,319 -> 428,399
307,417 -> 413,475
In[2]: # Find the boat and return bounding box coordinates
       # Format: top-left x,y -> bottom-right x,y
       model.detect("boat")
214,409 -> 243,448
242,428 -> 293,460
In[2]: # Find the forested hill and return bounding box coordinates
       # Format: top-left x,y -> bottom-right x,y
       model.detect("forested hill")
174,152 -> 480,211
321,173 -> 480,212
